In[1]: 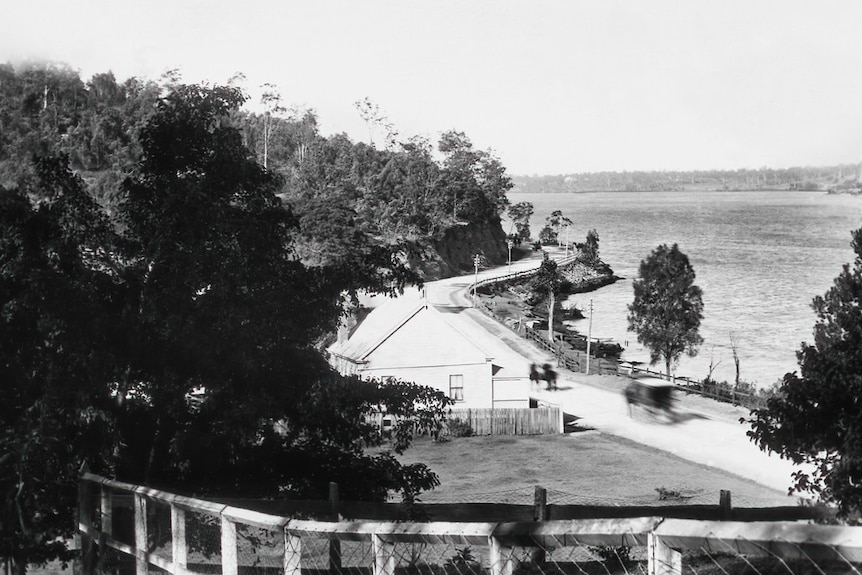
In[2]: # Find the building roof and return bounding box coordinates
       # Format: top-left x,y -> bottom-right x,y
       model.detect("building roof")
328,287 -> 532,381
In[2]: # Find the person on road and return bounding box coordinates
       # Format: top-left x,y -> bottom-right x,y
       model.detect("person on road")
529,363 -> 541,388
542,363 -> 557,390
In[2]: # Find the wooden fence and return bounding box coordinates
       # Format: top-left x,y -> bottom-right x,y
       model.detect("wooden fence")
620,363 -> 766,410
79,474 -> 858,575
450,407 -> 563,435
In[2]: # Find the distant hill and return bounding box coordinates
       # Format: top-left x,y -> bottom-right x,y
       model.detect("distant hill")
512,164 -> 862,194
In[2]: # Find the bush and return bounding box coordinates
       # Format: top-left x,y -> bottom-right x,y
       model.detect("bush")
445,418 -> 474,438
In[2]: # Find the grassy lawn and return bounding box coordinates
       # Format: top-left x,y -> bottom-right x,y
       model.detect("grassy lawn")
398,431 -> 797,508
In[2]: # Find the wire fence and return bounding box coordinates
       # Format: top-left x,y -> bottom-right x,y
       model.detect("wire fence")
80,474 -> 861,575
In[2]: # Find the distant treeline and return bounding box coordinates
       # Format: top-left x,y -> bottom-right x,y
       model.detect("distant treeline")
513,164 -> 862,194
0,61 -> 513,271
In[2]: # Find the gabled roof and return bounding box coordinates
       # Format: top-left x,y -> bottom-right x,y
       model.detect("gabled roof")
329,291 -> 426,362
328,289 -> 494,365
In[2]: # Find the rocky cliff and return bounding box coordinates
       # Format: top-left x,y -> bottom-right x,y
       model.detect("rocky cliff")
407,218 -> 509,280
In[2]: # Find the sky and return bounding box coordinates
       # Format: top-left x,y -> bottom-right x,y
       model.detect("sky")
4,0 -> 862,175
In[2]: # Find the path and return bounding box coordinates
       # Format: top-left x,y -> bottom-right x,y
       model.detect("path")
424,249 -> 810,496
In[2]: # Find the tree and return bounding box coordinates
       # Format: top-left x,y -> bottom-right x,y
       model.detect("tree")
545,210 -> 572,247
581,229 -> 600,263
531,252 -> 565,343
627,244 -> 704,376
438,131 -> 511,224
746,228 -> 862,517
507,201 -> 533,242
0,84 -> 452,572
260,83 -> 285,168
0,157 -> 118,575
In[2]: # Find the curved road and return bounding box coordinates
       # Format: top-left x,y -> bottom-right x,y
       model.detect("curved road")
422,249 -> 810,495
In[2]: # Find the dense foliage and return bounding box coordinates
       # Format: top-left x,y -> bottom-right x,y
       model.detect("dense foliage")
746,228 -> 862,518
0,62 -> 518,573
627,244 -> 704,376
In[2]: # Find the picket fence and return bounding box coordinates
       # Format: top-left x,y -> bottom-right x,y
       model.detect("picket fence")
450,407 -> 563,435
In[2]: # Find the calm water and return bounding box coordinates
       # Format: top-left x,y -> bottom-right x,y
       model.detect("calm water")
507,190 -> 862,386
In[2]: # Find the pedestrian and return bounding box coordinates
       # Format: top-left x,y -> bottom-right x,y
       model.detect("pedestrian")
529,363 -> 540,388
542,363 -> 557,391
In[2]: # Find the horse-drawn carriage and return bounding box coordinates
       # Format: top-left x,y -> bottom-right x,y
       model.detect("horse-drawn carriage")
624,377 -> 675,417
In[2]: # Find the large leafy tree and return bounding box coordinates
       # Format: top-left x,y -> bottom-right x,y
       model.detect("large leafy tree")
627,243 -> 704,376
507,201 -> 534,242
746,228 -> 862,517
113,84 -> 440,495
0,157 -> 117,575
0,84 -> 451,573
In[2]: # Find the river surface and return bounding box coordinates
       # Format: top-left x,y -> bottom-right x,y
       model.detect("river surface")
506,190 -> 862,387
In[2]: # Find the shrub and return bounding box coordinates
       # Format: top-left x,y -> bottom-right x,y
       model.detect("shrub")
445,418 -> 474,438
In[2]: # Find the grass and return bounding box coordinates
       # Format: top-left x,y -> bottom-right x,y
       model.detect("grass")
398,431 -> 797,507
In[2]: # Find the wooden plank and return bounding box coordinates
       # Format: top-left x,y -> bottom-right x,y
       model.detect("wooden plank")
171,505 -> 187,572
79,477 -> 95,575
491,517 -> 661,547
133,493 -> 147,575
220,516 -> 238,575
550,504 -> 829,522
649,532 -> 682,575
83,472 -> 227,516
286,520 -> 497,545
221,505 -> 290,530
654,519 -> 862,562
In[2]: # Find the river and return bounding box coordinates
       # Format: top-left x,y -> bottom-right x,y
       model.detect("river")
506,190 -> 862,387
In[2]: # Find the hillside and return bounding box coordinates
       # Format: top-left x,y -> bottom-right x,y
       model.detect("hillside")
0,61 -> 515,281
513,164 -> 862,194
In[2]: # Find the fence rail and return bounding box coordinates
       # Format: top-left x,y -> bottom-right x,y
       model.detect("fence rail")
79,474 -> 857,575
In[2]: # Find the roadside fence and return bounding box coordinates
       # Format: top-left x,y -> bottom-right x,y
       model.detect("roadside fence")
79,474 -> 859,575
471,259 -> 767,410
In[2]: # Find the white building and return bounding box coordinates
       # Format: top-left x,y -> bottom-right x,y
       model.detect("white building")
328,290 -> 530,409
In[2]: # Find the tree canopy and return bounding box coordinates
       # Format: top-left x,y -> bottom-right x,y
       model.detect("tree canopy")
627,243 -> 704,376
746,228 -> 862,517
0,76 -> 492,573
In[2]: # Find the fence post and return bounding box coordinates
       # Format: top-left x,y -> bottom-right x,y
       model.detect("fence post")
489,533 -> 516,575
719,490 -> 733,520
220,515 -> 238,575
373,534 -> 396,575
648,532 -> 682,575
78,479 -> 95,575
329,482 -> 342,574
171,505 -> 187,573
284,531 -> 302,575
100,485 -> 113,539
532,486 -> 548,564
133,493 -> 148,575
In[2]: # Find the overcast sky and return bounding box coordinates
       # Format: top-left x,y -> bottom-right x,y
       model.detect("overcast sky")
4,0 -> 862,175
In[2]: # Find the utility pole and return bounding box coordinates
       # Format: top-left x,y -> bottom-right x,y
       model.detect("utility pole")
585,299 -> 593,374
472,254 -> 481,306
507,239 -> 513,274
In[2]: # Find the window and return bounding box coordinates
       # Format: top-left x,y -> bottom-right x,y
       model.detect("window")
449,374 -> 464,401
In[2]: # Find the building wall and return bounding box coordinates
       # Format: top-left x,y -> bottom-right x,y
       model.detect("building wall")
352,307 -> 495,408
491,378 -> 531,408
360,362 -> 492,409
